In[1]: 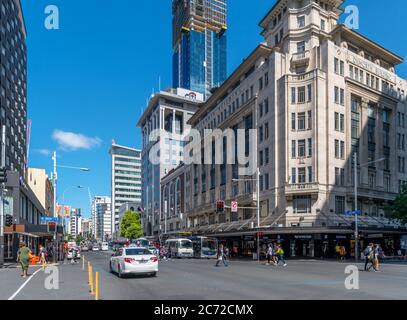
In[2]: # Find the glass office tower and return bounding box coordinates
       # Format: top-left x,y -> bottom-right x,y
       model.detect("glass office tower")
172,0 -> 227,99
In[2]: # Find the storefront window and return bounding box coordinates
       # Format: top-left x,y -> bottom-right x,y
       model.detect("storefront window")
293,195 -> 311,214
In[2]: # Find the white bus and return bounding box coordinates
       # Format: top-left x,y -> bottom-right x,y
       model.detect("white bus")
189,236 -> 218,259
165,239 -> 193,258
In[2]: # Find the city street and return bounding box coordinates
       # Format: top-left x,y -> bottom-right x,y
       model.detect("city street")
1,252 -> 406,300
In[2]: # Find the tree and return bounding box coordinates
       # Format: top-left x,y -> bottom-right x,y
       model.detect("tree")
76,234 -> 84,246
120,210 -> 144,239
386,185 -> 407,224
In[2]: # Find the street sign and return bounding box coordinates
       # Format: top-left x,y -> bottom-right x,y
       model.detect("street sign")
231,201 -> 238,213
40,216 -> 58,224
345,210 -> 361,216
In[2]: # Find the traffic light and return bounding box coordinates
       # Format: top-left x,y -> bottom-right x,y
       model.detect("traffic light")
47,221 -> 57,233
5,214 -> 13,227
216,201 -> 225,213
0,167 -> 7,184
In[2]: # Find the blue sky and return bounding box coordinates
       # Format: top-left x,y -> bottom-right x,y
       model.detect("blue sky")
21,0 -> 407,218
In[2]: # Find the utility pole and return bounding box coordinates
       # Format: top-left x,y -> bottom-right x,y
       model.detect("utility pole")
256,167 -> 260,263
52,151 -> 58,262
354,152 -> 359,263
0,125 -> 6,267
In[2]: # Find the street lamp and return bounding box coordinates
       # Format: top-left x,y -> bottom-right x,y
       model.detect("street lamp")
52,151 -> 90,262
353,153 -> 385,263
232,167 -> 261,262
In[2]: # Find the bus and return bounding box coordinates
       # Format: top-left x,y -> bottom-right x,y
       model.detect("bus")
165,239 -> 193,258
189,236 -> 218,259
131,238 -> 151,247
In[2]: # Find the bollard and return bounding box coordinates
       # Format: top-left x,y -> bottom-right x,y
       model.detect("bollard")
82,256 -> 85,271
95,272 -> 99,301
89,266 -> 94,295
87,262 -> 91,284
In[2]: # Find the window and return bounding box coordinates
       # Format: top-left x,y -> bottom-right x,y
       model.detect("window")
264,98 -> 269,114
264,122 -> 269,140
334,58 -> 339,74
265,148 -> 269,164
335,168 -> 345,186
259,77 -> 263,90
368,172 -> 376,189
292,113 -> 296,131
340,61 -> 344,76
292,140 -> 296,158
340,114 -> 345,132
264,174 -> 269,190
297,16 -> 305,28
291,87 -> 296,104
292,168 -> 296,184
308,138 -> 312,157
334,86 -> 339,104
298,86 -> 306,103
335,196 -> 345,215
297,41 -> 306,53
321,19 -> 326,31
307,84 -> 312,102
340,88 -> 344,105
308,166 -> 313,183
298,168 -> 306,183
334,112 -> 339,131
293,196 -> 312,214
298,112 -> 306,130
340,141 -> 345,159
264,72 -> 269,86
259,151 -> 264,166
308,110 -> 312,129
259,102 -> 263,118
399,157 -> 405,174
298,140 -> 306,157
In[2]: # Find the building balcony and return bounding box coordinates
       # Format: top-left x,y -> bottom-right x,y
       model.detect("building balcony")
285,183 -> 319,195
291,50 -> 310,67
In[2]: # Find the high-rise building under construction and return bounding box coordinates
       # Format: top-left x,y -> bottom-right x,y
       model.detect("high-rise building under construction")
172,0 -> 227,99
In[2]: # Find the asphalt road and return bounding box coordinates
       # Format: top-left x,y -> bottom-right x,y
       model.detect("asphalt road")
1,252 -> 406,300
83,251 -> 407,300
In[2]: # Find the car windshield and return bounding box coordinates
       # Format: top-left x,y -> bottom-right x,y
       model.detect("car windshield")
180,240 -> 192,248
125,248 -> 151,256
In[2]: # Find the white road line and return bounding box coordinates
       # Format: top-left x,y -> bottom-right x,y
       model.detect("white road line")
8,268 -> 42,300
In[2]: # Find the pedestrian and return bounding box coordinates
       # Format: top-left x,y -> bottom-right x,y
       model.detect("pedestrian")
321,243 -> 328,259
215,244 -> 228,267
335,244 -> 341,260
373,244 -> 381,272
364,243 -> 375,271
339,246 -> 347,261
39,244 -> 47,265
17,242 -> 31,278
275,244 -> 287,267
266,244 -> 274,266
167,246 -> 172,260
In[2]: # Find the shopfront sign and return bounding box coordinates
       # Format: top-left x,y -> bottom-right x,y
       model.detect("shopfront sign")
367,234 -> 384,239
40,216 -> 58,224
336,235 -> 347,240
294,235 -> 313,240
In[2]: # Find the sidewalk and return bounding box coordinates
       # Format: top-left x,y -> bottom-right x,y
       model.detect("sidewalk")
1,261 -> 94,300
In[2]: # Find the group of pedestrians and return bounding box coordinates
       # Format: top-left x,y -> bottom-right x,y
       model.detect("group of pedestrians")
215,244 -> 230,267
265,243 -> 287,267
364,242 -> 382,272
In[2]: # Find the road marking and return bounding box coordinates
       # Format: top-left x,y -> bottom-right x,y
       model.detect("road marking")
8,268 -> 42,300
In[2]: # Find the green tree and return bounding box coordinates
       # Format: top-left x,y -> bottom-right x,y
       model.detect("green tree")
120,210 -> 144,239
386,185 -> 407,224
76,234 -> 84,245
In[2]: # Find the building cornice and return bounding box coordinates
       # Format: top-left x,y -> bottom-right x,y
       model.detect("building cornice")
188,44 -> 273,126
331,24 -> 404,66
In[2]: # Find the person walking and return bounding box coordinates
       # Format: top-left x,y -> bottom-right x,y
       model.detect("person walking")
335,244 -> 341,260
339,246 -> 347,261
373,244 -> 382,272
215,244 -> 228,267
39,244 -> 47,266
364,243 -> 375,271
266,244 -> 274,265
275,244 -> 287,267
17,242 -> 32,278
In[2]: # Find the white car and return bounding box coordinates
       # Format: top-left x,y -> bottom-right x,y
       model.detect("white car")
109,247 -> 158,278
67,248 -> 81,260
92,246 -> 99,251
101,242 -> 109,251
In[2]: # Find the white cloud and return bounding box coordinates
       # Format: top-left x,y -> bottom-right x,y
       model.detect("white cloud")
34,149 -> 51,156
52,130 -> 102,151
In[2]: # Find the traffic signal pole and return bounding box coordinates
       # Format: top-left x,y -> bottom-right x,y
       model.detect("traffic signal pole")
0,125 -> 6,267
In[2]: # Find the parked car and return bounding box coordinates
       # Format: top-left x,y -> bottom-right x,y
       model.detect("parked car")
81,245 -> 89,252
101,242 -> 109,251
109,247 -> 158,278
92,245 -> 100,252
